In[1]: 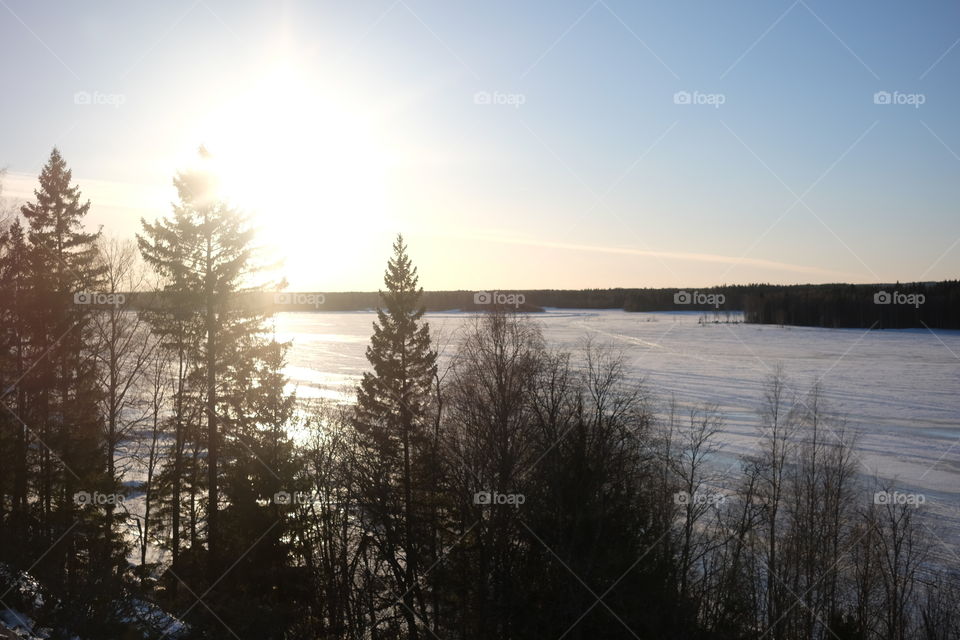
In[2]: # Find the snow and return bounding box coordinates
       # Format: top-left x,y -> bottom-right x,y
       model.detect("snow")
0,563 -> 186,640
115,599 -> 188,638
0,609 -> 41,638
276,308 -> 960,564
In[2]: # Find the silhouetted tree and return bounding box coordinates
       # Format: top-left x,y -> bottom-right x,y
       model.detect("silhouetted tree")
353,234 -> 438,639
14,148 -> 118,633
138,148 -> 291,635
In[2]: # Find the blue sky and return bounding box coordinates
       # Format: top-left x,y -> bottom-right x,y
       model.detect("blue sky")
1,0 -> 958,290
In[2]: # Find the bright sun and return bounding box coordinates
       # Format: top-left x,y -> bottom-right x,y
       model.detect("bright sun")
186,57 -> 392,289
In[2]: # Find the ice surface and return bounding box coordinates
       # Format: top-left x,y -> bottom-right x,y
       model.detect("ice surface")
276,309 -> 960,565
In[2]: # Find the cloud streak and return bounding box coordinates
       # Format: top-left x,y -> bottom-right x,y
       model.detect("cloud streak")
441,229 -> 861,281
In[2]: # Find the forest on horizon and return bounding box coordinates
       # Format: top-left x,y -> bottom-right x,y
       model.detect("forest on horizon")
115,281 -> 960,330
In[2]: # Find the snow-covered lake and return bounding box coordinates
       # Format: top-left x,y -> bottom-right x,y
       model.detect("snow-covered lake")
276,308 -> 960,565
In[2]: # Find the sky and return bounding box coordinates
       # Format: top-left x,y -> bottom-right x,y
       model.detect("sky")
1,0 -> 958,291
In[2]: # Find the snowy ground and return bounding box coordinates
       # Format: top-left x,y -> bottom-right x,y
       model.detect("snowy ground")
275,309 -> 960,567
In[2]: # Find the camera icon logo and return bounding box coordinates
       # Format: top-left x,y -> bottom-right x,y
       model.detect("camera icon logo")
674,91 -> 692,105
674,291 -> 692,304
874,291 -> 891,304
873,91 -> 891,105
474,491 -> 492,505
73,491 -> 92,506
74,292 -> 91,304
474,291 -> 492,305
473,91 -> 492,105
673,491 -> 691,505
273,491 -> 292,505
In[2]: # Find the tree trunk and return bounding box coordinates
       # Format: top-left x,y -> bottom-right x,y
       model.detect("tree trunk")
205,232 -> 218,582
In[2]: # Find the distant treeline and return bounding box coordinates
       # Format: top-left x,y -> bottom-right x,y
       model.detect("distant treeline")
123,287 -> 742,313
126,281 -> 960,329
741,281 -> 960,329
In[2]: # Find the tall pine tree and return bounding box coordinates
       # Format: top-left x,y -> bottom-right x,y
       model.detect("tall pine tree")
17,148 -> 114,625
0,220 -> 31,552
138,151 -> 250,583
138,148 -> 296,634
354,234 -> 437,639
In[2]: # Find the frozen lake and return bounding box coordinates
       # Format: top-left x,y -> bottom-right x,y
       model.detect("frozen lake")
275,308 -> 960,566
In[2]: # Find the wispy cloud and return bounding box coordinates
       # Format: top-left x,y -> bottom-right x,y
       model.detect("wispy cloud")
437,229 -> 860,280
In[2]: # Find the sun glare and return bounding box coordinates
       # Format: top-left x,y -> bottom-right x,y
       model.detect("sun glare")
185,57 -> 392,288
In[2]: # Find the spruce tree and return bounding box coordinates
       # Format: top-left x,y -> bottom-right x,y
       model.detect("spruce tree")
354,234 -> 437,639
20,148 -> 107,527
0,220 -> 30,550
138,148 -> 294,632
217,337 -> 301,639
17,148 -> 112,619
139,152 -> 247,582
